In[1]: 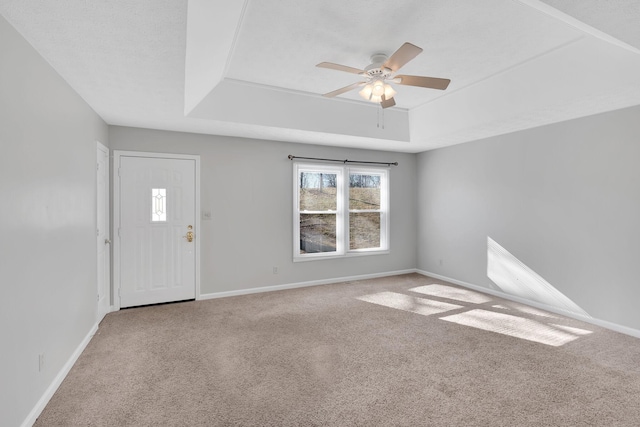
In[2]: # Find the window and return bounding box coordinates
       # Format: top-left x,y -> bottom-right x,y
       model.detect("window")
294,163 -> 389,261
151,188 -> 167,222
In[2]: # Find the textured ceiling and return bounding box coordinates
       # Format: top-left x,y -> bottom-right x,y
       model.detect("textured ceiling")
227,0 -> 580,109
1,0 -> 640,153
543,0 -> 640,50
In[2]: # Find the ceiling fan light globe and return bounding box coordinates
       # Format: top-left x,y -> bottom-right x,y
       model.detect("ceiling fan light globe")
384,84 -> 396,99
372,80 -> 386,96
359,84 -> 373,101
359,81 -> 395,104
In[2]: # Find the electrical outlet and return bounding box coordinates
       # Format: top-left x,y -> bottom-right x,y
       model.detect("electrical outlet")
39,354 -> 45,372
272,266 -> 278,274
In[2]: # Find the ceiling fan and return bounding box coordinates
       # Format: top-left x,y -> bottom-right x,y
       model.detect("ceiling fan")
316,42 -> 450,109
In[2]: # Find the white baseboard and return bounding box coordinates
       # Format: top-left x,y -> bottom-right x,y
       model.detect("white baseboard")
416,270 -> 640,339
198,269 -> 418,301
21,322 -> 99,427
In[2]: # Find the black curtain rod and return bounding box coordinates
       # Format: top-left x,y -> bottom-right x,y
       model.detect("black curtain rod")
287,155 -> 398,166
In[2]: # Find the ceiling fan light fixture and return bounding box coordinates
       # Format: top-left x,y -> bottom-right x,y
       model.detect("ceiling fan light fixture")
359,81 -> 396,104
318,42 -> 450,108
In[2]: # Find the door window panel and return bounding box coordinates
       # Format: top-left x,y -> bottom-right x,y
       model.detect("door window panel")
151,188 -> 167,222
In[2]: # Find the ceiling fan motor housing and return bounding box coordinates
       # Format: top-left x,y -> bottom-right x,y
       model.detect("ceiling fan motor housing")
369,53 -> 388,67
364,54 -> 393,81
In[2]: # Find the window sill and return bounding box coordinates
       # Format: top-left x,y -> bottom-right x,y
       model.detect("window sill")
293,249 -> 390,262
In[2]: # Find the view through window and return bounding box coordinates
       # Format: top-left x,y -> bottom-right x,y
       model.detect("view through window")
294,163 -> 388,260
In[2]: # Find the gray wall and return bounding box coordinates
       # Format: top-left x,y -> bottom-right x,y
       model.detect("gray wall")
0,16 -> 108,427
109,126 -> 418,294
417,105 -> 640,330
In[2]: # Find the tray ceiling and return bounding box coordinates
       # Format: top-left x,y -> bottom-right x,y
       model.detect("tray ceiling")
2,0 -> 640,152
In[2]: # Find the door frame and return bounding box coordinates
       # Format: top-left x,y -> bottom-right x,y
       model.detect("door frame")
96,141 -> 111,321
113,150 -> 201,311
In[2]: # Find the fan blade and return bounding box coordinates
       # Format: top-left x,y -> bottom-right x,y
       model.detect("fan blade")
322,81 -> 365,98
380,95 -> 396,109
396,75 -> 450,90
316,62 -> 365,75
383,42 -> 423,72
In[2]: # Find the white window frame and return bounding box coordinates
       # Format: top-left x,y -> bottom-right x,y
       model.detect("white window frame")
293,162 -> 390,262
347,166 -> 389,253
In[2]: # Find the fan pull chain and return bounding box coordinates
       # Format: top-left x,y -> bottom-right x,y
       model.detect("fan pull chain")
377,105 -> 385,129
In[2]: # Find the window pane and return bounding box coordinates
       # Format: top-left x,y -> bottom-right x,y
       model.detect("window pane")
349,174 -> 380,210
300,213 -> 336,254
151,188 -> 167,222
350,212 -> 380,249
299,172 -> 337,211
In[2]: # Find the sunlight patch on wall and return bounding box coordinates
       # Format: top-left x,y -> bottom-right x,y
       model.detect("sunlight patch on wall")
356,292 -> 462,316
410,284 -> 492,304
441,309 -> 592,346
487,237 -> 590,318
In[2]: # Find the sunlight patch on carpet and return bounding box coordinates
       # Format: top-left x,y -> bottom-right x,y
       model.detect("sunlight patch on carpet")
440,309 -> 591,346
409,284 -> 492,304
492,303 -> 558,319
550,324 -> 593,336
357,292 -> 462,316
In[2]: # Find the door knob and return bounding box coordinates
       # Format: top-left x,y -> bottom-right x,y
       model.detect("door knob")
184,225 -> 194,242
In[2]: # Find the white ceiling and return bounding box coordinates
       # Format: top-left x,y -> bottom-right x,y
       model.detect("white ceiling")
2,0 -> 640,153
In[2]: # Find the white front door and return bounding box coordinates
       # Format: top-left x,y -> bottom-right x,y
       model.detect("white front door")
96,142 -> 110,321
116,153 -> 198,308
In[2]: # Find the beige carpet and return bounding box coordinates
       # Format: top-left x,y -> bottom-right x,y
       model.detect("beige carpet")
35,274 -> 640,426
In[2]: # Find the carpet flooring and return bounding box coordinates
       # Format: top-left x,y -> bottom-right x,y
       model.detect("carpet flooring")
34,274 -> 640,426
